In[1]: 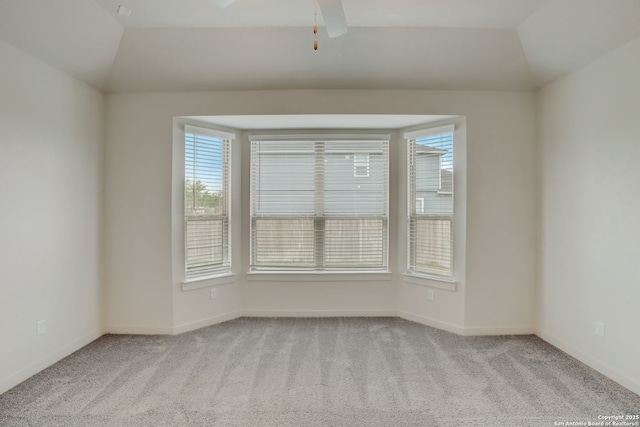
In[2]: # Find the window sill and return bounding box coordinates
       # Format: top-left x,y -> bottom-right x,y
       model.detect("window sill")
246,271 -> 392,282
403,273 -> 457,291
182,273 -> 236,291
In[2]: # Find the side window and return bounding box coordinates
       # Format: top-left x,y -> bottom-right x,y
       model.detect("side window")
407,127 -> 454,278
184,125 -> 232,280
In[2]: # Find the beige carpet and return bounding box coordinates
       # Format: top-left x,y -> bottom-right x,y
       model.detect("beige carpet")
1,317 -> 638,426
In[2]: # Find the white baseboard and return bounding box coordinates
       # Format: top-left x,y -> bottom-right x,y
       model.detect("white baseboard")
105,324 -> 175,335
242,309 -> 397,318
105,310 -> 395,334
0,329 -> 103,395
398,311 -> 534,336
172,311 -> 242,335
462,325 -> 536,336
397,311 -> 465,335
537,328 -> 640,396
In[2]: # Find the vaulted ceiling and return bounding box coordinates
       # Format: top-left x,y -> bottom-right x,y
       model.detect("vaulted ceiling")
1,0 -> 639,93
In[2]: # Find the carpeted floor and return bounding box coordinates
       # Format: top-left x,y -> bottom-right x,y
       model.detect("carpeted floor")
1,317 -> 638,426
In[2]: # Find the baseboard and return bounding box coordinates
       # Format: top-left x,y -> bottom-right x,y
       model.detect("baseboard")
242,309 -> 397,318
462,325 -> 536,336
397,311 -> 465,335
105,324 -> 175,335
537,328 -> 640,396
172,311 -> 242,335
105,310 -> 396,334
0,329 -> 103,395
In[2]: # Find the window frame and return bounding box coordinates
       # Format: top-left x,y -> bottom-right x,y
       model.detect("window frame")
248,134 -> 390,273
182,124 -> 234,282
405,124 -> 455,282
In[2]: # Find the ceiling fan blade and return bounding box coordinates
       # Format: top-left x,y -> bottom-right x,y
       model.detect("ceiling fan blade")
211,0 -> 237,8
317,0 -> 348,38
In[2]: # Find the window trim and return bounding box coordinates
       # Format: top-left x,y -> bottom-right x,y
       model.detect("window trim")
182,273 -> 236,291
404,124 -> 455,140
405,124 -> 455,281
248,134 -> 390,142
248,134 -> 390,273
182,124 -> 235,282
402,273 -> 457,291
246,271 -> 392,282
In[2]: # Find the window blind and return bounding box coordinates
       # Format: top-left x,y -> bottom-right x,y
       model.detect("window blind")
407,126 -> 454,278
184,125 -> 232,280
250,137 -> 389,271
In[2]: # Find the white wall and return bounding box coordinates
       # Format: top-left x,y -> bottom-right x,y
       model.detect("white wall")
104,90 -> 537,336
240,127 -> 399,319
464,95 -> 538,334
104,94 -> 176,333
397,93 -> 537,335
537,37 -> 640,394
0,40 -> 104,394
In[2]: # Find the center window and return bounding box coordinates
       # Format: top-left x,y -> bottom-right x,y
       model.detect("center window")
249,136 -> 389,272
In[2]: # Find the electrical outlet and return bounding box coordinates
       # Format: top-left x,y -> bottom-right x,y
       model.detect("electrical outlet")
37,319 -> 47,336
427,289 -> 435,301
210,288 -> 218,300
595,321 -> 605,337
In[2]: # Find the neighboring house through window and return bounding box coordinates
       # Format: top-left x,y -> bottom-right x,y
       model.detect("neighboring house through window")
353,154 -> 370,177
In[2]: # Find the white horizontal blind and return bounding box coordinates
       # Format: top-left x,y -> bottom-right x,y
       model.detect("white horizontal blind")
250,138 -> 389,271
407,128 -> 454,278
184,126 -> 231,280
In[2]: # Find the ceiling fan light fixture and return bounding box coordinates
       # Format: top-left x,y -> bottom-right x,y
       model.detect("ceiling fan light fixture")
313,6 -> 318,50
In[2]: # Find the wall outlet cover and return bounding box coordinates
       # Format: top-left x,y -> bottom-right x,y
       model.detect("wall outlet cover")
595,321 -> 605,337
427,289 -> 435,301
37,319 -> 47,336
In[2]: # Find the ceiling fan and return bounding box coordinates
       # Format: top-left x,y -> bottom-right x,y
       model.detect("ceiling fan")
209,0 -> 348,38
